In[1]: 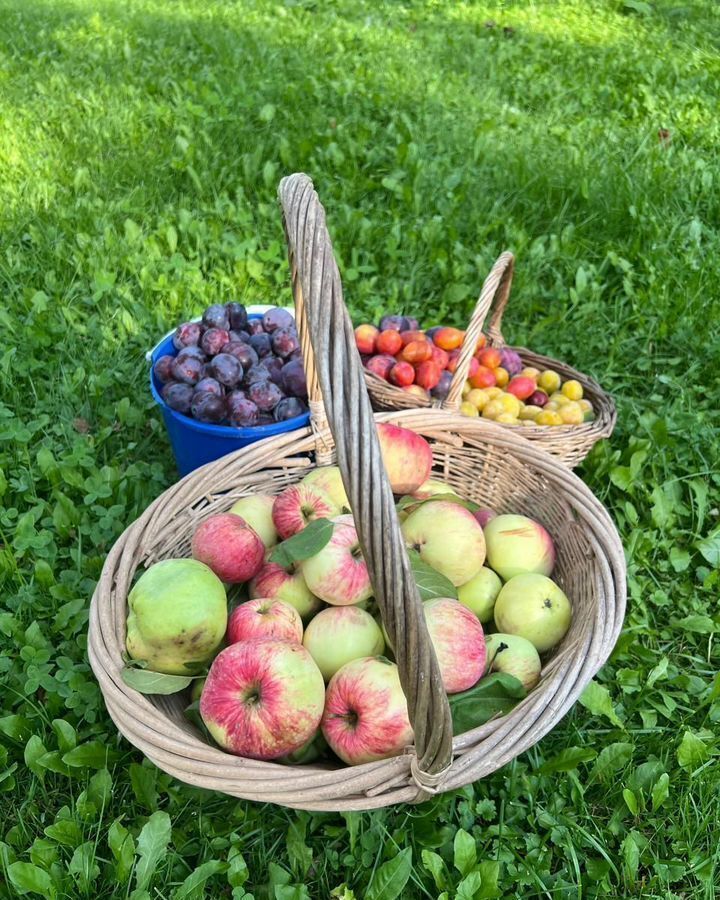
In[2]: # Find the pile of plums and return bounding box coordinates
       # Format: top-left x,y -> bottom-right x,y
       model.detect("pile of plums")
153,304 -> 309,428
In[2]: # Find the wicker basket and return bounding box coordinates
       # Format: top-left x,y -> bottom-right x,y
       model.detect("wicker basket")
88,174 -> 626,811
365,251 -> 616,468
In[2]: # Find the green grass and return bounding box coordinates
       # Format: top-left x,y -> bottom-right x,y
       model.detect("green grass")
1,0 -> 719,896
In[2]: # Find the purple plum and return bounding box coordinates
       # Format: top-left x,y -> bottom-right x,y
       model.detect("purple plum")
280,359 -> 308,398
244,363 -> 271,386
227,393 -> 258,427
405,317 -> 420,331
223,341 -> 259,370
264,356 -> 284,385
153,355 -> 175,383
191,391 -> 226,423
262,307 -> 294,333
172,321 -> 203,350
247,319 -> 265,336
228,329 -> 251,344
425,326 -> 441,340
249,332 -> 272,357
176,345 -> 206,363
207,353 -> 243,387
272,327 -> 300,359
226,302 -> 248,331
162,382 -> 194,413
500,348 -> 523,376
273,397 -> 307,422
194,377 -> 224,397
430,369 -> 453,401
172,354 -> 204,385
202,304 -> 230,330
379,315 -> 410,333
200,328 -> 231,357
248,380 -> 284,411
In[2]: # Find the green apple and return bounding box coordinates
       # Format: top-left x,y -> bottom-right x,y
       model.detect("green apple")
493,573 -> 571,652
303,606 -> 384,680
457,566 -> 503,622
302,465 -> 350,511
484,633 -> 541,691
401,500 -> 486,586
483,514 -> 555,581
229,494 -> 278,548
249,558 -> 322,620
126,558 -> 227,675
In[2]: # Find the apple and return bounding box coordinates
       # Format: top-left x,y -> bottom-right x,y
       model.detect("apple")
249,558 -> 322,620
303,606 -> 384,680
321,657 -> 413,765
126,559 -> 227,675
493,573 -> 571,652
473,508 -> 497,529
484,633 -> 541,691
300,518 -> 373,606
229,495 -> 278,548
301,465 -> 350,511
457,566 -> 503,622
422,598 -> 486,693
376,422 -> 433,494
226,598 -> 303,645
412,478 -> 460,501
272,483 -> 340,540
191,513 -> 265,584
277,730 -> 329,765
401,500 -> 486,586
483,514 -> 555,580
200,640 -> 325,760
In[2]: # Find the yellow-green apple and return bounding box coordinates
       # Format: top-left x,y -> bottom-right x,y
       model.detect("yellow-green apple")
412,478 -> 460,501
126,558 -> 227,674
249,557 -> 322,620
191,512 -> 265,583
226,598 -> 303,645
473,508 -> 497,528
484,633 -> 541,691
376,422 -> 433,494
321,657 -> 413,764
229,495 -> 277,548
457,566 -> 503,622
300,518 -> 373,606
301,465 -> 350,511
493,573 -> 571,652
272,483 -> 340,540
303,606 -> 384,680
422,598 -> 486,693
483,514 -> 555,580
200,639 -> 325,759
401,500 -> 486,586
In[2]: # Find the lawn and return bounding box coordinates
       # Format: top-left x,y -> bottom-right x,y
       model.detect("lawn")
1,0 -> 719,896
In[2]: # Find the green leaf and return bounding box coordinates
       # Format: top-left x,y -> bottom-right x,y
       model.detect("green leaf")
24,735 -> 47,780
62,741 -> 119,769
7,861 -> 55,897
538,746 -> 598,774
622,833 -> 639,884
456,871 -> 482,900
407,550 -> 458,601
677,731 -> 709,771
108,819 -> 135,884
69,841 -> 100,890
453,829 -> 476,876
651,772 -> 670,810
669,547 -> 690,572
274,887 -> 311,900
0,715 -> 32,742
51,719 -> 77,754
173,860 -> 228,899
696,528 -> 720,567
269,518 -> 334,567
44,819 -> 82,847
672,614 -> 715,634
449,672 -> 526,735
622,788 -> 638,815
588,742 -> 634,782
122,667 -> 194,695
134,810 -> 172,892
421,849 -> 447,890
579,681 -> 623,727
130,763 -> 159,811
286,818 -> 312,878
586,858 -> 611,881
476,860 -> 501,898
227,846 -> 249,888
365,847 -> 412,900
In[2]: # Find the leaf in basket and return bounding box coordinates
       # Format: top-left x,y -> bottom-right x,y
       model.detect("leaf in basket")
407,550 -> 458,600
396,493 -> 480,518
448,672 -> 526,736
269,518 -> 334,567
121,667 -> 194,695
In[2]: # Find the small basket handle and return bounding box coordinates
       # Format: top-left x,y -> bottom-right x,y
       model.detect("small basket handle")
278,174 -> 453,788
442,251 -> 514,411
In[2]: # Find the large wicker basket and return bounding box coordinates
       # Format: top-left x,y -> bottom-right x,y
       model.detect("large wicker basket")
88,174 -> 626,811
365,251 -> 616,468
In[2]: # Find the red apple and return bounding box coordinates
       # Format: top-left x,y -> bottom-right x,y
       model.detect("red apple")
191,513 -> 265,583
321,657 -> 413,765
423,598 -> 486,693
249,558 -> 322,620
272,483 -> 340,540
226,598 -> 303,645
376,422 -> 433,494
300,517 -> 372,606
200,640 -> 325,759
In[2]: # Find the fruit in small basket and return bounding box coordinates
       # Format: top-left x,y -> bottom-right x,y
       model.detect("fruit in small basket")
126,559 -> 227,675
460,401 -> 478,417
300,517 -> 373,606
499,348 -> 522,376
303,606 -> 384,681
433,327 -> 464,351
412,478 -> 460,501
379,314 -> 409,332
190,391 -> 226,424
192,513 -> 265,583
354,324 -> 379,355
272,484 -> 339,540
200,640 -> 325,760
493,366 -> 509,387
431,370 -> 453,401
535,409 -> 563,426
227,598 -> 304,645
559,401 -> 584,425
483,514 -> 555,580
469,366 -> 497,389
162,382 -> 194,413
376,423 -> 433,494
477,347 -> 502,369
321,657 -> 413,765
388,361 -> 415,387
375,330 -> 403,355
365,354 -> 397,381
249,558 -> 322,619
401,341 -> 433,364
528,390 -> 548,408
230,495 -> 277,548
562,379 -> 583,401
493,574 -> 571,652
414,360 -> 442,391
457,566 -> 503,622
422,598 -> 486,693
302,465 -> 350,511
538,370 -> 561,393
506,376 -> 536,401
521,367 -> 541,381
484,633 -> 541,691
401,501 -> 486,586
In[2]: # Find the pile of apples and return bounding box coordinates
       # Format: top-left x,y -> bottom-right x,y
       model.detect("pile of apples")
125,423 -> 572,766
355,316 -> 595,426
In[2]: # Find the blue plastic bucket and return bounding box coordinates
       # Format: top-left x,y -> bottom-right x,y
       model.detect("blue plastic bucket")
149,313 -> 311,476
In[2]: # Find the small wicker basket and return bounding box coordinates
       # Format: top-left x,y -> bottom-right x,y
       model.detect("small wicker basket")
365,252 -> 616,468
88,175 -> 626,811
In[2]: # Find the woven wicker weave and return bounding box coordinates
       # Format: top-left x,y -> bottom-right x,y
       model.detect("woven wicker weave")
88,174 -> 626,811
365,252 -> 616,468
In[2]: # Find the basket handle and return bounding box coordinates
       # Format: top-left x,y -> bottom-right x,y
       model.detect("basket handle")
442,251 -> 514,410
278,174 -> 453,789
